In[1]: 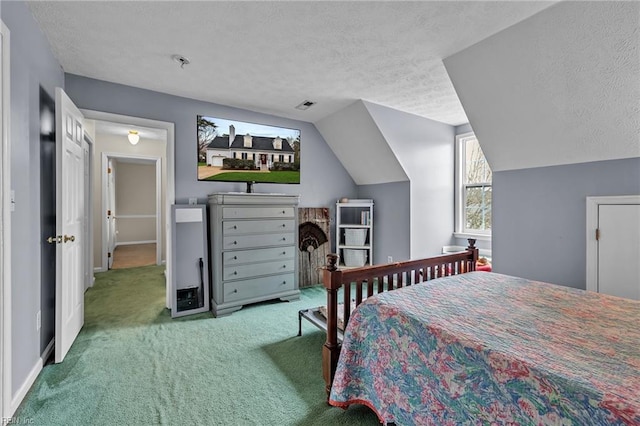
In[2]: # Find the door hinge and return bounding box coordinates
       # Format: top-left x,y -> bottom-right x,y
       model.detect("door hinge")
107,209 -> 111,216
595,228 -> 600,241
107,167 -> 112,173
108,252 -> 111,258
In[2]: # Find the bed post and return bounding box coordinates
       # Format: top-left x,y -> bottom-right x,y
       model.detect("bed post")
322,253 -> 342,399
467,238 -> 479,270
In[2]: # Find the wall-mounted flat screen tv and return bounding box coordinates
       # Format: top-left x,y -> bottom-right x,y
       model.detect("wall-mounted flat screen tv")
197,115 -> 300,184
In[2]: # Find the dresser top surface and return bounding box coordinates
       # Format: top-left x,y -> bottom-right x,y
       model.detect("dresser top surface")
209,192 -> 300,205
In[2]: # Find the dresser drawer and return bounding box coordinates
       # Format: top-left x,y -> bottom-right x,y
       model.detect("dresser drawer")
223,219 -> 295,236
223,259 -> 294,281
223,232 -> 294,249
223,273 -> 295,303
223,246 -> 295,265
223,207 -> 294,219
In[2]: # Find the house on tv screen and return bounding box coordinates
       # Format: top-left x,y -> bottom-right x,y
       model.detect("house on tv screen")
206,125 -> 296,170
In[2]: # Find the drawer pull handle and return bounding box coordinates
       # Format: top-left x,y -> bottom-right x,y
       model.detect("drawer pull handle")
281,237 -> 286,241
232,256 -> 237,260
281,281 -> 287,285
232,241 -> 237,245
233,225 -> 237,230
282,251 -> 286,255
282,210 -> 286,214
232,289 -> 238,293
282,265 -> 287,268
232,271 -> 238,275
281,224 -> 286,227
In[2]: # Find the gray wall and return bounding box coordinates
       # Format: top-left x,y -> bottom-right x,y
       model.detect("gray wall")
357,181 -> 410,264
364,101 -> 455,258
454,123 -> 472,135
2,1 -> 65,396
493,157 -> 640,289
65,74 -> 357,214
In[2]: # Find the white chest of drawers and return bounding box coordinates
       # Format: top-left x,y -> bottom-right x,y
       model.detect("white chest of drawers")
208,193 -> 300,317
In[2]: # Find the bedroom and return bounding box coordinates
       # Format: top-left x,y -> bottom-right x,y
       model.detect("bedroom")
1,0 -> 638,423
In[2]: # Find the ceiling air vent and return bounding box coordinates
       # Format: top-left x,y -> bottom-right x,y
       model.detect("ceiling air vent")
295,100 -> 316,111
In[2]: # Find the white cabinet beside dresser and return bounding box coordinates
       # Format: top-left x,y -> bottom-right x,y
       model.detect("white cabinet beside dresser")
208,193 -> 300,317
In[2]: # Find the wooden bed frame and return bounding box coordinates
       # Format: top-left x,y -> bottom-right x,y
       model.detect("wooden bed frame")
319,239 -> 479,397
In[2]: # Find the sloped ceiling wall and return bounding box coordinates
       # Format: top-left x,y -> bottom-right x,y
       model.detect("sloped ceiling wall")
363,101 -> 456,258
443,1 -> 640,172
314,100 -> 409,185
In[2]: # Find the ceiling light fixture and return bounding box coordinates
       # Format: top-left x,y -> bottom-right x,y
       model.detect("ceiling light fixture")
128,130 -> 140,145
172,54 -> 190,69
295,100 -> 316,111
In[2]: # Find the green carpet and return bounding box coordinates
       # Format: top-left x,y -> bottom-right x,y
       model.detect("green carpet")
16,265 -> 379,425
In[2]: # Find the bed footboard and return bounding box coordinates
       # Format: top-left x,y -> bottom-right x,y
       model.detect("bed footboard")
321,239 -> 479,397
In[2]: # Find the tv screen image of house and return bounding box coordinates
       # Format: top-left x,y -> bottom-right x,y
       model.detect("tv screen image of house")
197,115 -> 300,184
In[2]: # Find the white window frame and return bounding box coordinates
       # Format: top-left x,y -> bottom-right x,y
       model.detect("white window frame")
454,132 -> 492,241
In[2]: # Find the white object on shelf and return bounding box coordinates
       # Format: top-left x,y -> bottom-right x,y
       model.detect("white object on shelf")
345,228 -> 367,246
343,249 -> 367,267
336,199 -> 373,267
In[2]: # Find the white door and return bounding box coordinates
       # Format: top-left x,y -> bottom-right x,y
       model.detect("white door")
106,159 -> 116,269
55,88 -> 85,363
597,204 -> 640,300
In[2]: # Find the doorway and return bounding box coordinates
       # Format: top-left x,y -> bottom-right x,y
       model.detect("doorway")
586,195 -> 640,300
102,154 -> 162,270
82,110 -> 175,309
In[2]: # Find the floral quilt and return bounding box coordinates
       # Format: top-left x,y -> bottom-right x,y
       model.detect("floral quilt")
329,272 -> 640,425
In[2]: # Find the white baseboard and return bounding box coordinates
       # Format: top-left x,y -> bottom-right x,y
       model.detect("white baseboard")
93,266 -> 106,273
41,339 -> 54,366
9,338 -> 53,415
115,240 -> 156,247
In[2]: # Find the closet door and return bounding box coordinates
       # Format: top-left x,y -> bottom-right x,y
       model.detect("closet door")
597,204 -> 640,300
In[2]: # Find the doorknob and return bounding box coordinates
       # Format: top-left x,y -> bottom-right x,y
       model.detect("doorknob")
46,235 -> 62,244
63,235 -> 76,243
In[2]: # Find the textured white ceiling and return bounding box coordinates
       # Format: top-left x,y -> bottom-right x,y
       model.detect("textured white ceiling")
94,120 -> 167,142
27,1 -> 554,125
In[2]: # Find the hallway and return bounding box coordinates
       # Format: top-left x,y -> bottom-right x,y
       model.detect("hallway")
112,243 -> 156,269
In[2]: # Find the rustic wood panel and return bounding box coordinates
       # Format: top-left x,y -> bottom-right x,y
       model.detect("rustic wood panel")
298,208 -> 331,287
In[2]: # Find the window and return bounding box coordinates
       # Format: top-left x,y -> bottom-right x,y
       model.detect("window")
456,133 -> 492,236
